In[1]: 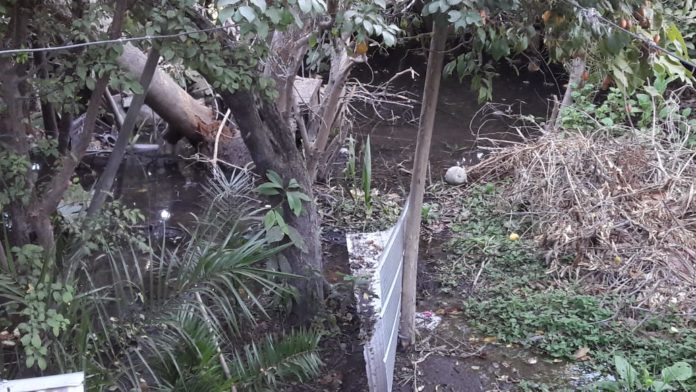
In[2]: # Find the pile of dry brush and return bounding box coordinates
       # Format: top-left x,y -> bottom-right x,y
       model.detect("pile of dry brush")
470,124 -> 696,312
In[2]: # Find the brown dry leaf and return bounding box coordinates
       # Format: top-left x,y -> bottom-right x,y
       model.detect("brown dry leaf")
445,307 -> 462,315
574,347 -> 591,359
483,336 -> 497,343
435,308 -> 446,316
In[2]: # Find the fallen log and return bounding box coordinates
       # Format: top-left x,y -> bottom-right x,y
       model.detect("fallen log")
117,43 -> 250,166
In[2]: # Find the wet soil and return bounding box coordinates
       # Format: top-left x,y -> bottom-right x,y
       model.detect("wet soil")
391,237 -> 578,392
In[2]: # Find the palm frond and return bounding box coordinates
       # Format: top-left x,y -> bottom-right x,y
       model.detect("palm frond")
230,329 -> 323,391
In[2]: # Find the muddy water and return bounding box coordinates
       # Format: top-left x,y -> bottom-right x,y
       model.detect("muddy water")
351,60 -> 558,190
95,153 -> 206,228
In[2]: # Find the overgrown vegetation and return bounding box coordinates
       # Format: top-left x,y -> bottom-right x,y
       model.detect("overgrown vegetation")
1,172 -> 322,390
429,184 -> 696,384
424,78 -> 696,386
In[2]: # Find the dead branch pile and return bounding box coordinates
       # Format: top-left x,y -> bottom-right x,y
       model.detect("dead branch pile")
469,129 -> 696,311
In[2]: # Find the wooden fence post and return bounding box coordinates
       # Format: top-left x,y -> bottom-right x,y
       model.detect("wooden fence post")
399,16 -> 449,348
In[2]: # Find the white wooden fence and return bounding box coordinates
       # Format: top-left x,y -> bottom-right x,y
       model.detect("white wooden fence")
347,202 -> 409,392
0,372 -> 84,392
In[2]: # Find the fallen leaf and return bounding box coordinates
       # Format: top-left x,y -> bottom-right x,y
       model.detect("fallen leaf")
574,347 -> 591,359
435,308 -> 446,316
483,336 -> 497,343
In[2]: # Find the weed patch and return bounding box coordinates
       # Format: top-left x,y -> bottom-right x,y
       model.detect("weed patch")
433,183 -> 696,375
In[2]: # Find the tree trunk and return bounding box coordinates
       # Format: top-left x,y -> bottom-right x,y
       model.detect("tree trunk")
553,56 -> 585,130
306,46 -> 354,180
399,17 -> 449,348
219,89 -> 325,318
117,43 -> 250,166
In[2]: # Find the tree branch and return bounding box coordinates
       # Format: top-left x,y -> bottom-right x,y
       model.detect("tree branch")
28,0 -> 128,252
86,47 -> 160,218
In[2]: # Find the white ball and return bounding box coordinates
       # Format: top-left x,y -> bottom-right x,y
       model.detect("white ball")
444,166 -> 467,185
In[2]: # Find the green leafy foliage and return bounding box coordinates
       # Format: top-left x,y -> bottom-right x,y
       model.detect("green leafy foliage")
256,170 -> 311,252
596,356 -> 695,391
0,171 -> 321,389
1,244 -> 74,371
660,0 -> 696,58
424,0 -> 693,101
0,151 -> 30,210
560,79 -> 696,146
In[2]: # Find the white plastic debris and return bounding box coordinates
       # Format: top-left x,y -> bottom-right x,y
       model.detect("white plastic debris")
415,311 -> 442,331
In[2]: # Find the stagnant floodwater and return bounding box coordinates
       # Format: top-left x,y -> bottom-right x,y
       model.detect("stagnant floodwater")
101,59 -> 565,391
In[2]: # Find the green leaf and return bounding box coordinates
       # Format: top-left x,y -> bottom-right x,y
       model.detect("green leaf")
26,356 -> 35,368
427,1 -> 440,15
266,226 -> 285,243
614,356 -> 639,387
37,357 -> 47,370
266,170 -> 283,187
274,210 -> 286,230
287,191 -> 302,217
62,291 -> 73,303
298,0 -> 312,13
601,117 -> 614,127
652,381 -> 673,392
256,182 -> 282,195
382,32 -> 396,47
448,10 -> 461,23
288,178 -> 301,189
264,210 -> 277,231
218,6 -> 236,21
251,0 -> 266,12
363,20 -> 374,35
239,5 -> 256,22
31,333 -> 41,348
286,226 -> 308,252
666,24 -> 689,57
256,19 -> 270,39
662,362 -> 692,382
489,38 -> 510,61
266,7 -> 282,24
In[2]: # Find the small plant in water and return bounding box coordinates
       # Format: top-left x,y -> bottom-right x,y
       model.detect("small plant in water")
361,135 -> 372,215
344,135 -> 357,187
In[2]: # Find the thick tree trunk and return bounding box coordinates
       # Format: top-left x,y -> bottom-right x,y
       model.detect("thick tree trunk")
117,43 -> 250,166
400,17 -> 449,348
184,9 -> 325,318
219,89 -> 325,318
